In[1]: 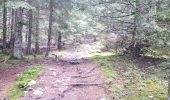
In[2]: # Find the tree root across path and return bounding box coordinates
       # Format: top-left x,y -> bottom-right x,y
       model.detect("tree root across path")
71,73 -> 99,78
61,83 -> 103,87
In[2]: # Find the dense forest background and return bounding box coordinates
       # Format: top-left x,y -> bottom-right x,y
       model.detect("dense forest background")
0,0 -> 170,99
0,0 -> 170,58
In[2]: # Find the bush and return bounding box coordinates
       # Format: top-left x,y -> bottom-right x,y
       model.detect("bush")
102,33 -> 131,52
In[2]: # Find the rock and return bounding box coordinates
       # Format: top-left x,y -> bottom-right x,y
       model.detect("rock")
98,98 -> 107,100
58,92 -> 64,97
27,87 -> 33,91
49,68 -> 56,71
149,96 -> 154,98
35,96 -> 43,100
33,90 -> 43,95
50,97 -> 56,100
83,98 -> 89,100
3,98 -> 10,100
24,91 -> 28,94
53,72 -> 57,76
58,86 -> 69,93
28,80 -> 36,86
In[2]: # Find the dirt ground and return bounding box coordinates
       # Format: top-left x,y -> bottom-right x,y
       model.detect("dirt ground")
23,44 -> 109,100
0,58 -> 53,98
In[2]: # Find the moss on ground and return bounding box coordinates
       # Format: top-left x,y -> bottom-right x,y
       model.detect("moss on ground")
89,52 -> 169,100
6,65 -> 45,100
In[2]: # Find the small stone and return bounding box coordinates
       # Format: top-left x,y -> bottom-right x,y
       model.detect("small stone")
149,96 -> 154,98
3,98 -> 10,100
58,86 -> 69,93
98,98 -> 107,100
35,96 -> 43,100
28,80 -> 36,86
27,87 -> 33,91
53,72 -> 57,76
24,91 -> 28,94
58,93 -> 64,97
50,97 -> 56,100
55,80 -> 62,83
49,68 -> 56,71
33,90 -> 43,95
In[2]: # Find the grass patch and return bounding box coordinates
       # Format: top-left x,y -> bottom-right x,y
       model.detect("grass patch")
6,65 -> 45,100
90,52 -> 169,100
102,67 -> 117,79
24,54 -> 44,60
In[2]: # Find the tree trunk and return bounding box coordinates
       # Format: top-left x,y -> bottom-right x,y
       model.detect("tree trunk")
168,76 -> 170,100
35,1 -> 40,54
127,0 -> 141,58
9,9 -> 15,50
13,8 -> 23,59
2,0 -> 7,52
57,32 -> 62,50
26,8 -> 33,54
45,0 -> 53,56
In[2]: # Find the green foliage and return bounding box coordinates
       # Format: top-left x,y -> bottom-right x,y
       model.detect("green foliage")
144,46 -> 170,59
6,65 -> 44,100
158,9 -> 170,21
16,66 -> 44,89
159,62 -> 170,69
6,1 -> 35,10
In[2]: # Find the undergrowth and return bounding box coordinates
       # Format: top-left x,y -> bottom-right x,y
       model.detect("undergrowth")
89,51 -> 169,100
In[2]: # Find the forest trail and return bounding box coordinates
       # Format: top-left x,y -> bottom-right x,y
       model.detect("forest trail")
23,43 -> 109,100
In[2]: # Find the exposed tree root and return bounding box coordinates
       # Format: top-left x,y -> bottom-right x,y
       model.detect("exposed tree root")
62,83 -> 103,87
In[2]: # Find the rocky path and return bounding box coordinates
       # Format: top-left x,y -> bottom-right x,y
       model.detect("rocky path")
23,44 -> 109,100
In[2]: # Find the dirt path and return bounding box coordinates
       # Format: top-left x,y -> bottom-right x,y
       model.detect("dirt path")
0,61 -> 39,98
23,44 -> 109,100
0,59 -> 53,98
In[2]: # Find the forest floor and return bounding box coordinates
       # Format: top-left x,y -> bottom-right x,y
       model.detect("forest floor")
0,42 -> 169,100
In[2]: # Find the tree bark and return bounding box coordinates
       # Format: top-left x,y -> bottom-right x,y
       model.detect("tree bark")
168,76 -> 170,100
57,32 -> 62,50
45,0 -> 53,56
13,8 -> 24,59
127,0 -> 141,58
2,0 -> 7,52
26,2 -> 33,54
35,1 -> 40,54
9,9 -> 15,50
